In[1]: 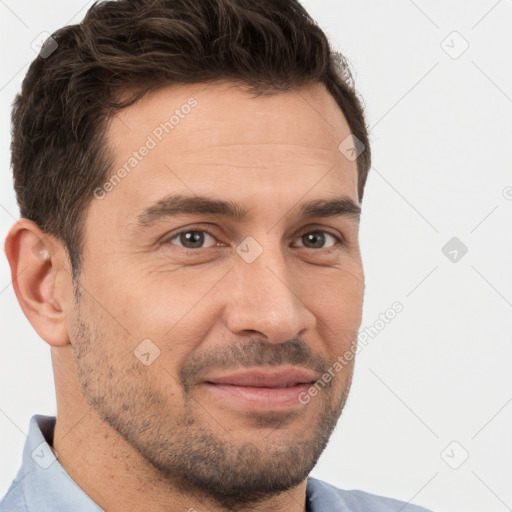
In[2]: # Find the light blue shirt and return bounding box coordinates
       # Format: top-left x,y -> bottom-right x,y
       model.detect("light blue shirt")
1,415 -> 434,511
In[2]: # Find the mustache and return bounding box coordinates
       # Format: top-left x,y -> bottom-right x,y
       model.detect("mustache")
179,337 -> 330,393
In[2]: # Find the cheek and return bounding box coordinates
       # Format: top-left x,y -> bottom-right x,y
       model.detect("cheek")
104,265 -> 233,373
302,263 -> 364,353
119,264 -> 228,329
304,256 -> 364,305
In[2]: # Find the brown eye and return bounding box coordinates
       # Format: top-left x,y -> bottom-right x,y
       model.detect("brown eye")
295,231 -> 341,250
165,229 -> 217,250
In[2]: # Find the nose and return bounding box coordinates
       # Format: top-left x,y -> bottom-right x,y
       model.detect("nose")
222,241 -> 316,344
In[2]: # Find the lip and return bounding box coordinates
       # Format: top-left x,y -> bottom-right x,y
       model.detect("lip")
203,367 -> 319,388
201,367 -> 318,411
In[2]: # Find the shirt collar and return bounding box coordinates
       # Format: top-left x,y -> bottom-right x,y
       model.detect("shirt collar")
5,415 -> 102,512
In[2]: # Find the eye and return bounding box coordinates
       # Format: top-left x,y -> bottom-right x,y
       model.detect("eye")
165,229 -> 218,250
293,230 -> 342,250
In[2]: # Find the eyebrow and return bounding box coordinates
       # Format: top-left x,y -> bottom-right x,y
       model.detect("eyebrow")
134,193 -> 361,229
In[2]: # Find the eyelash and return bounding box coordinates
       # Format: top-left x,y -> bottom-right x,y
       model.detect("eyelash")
162,226 -> 344,251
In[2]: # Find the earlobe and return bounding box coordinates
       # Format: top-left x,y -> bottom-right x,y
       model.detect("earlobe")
4,219 -> 71,347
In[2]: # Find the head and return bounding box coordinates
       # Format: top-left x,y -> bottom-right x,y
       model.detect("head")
6,0 -> 371,509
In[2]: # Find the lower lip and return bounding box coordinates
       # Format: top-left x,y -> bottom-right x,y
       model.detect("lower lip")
203,383 -> 312,411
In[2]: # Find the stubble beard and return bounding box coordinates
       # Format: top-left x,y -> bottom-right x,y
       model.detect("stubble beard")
70,297 -> 355,510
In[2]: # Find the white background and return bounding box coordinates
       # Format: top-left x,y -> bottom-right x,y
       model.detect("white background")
1,1 -> 512,511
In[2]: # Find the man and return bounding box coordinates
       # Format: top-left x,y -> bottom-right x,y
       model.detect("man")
1,1 -> 434,511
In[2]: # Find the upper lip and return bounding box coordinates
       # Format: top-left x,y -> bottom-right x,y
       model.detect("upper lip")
203,367 -> 319,388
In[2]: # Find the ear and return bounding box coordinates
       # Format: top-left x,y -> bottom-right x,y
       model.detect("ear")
4,218 -> 73,347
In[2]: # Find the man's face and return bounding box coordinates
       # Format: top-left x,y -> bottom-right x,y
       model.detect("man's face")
69,81 -> 364,507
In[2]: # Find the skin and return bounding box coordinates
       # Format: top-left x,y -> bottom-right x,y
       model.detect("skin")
5,81 -> 365,512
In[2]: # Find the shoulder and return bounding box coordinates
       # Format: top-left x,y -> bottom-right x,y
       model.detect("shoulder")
307,477 -> 435,512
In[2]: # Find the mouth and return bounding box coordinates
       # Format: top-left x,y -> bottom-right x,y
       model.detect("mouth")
201,367 -> 318,411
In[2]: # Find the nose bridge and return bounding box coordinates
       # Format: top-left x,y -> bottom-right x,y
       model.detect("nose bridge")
224,236 -> 315,342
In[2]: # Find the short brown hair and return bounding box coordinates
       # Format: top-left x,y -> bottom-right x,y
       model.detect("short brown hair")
11,0 -> 371,280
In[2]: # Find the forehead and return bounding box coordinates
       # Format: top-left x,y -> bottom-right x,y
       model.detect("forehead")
94,81 -> 358,228
111,81 -> 353,147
